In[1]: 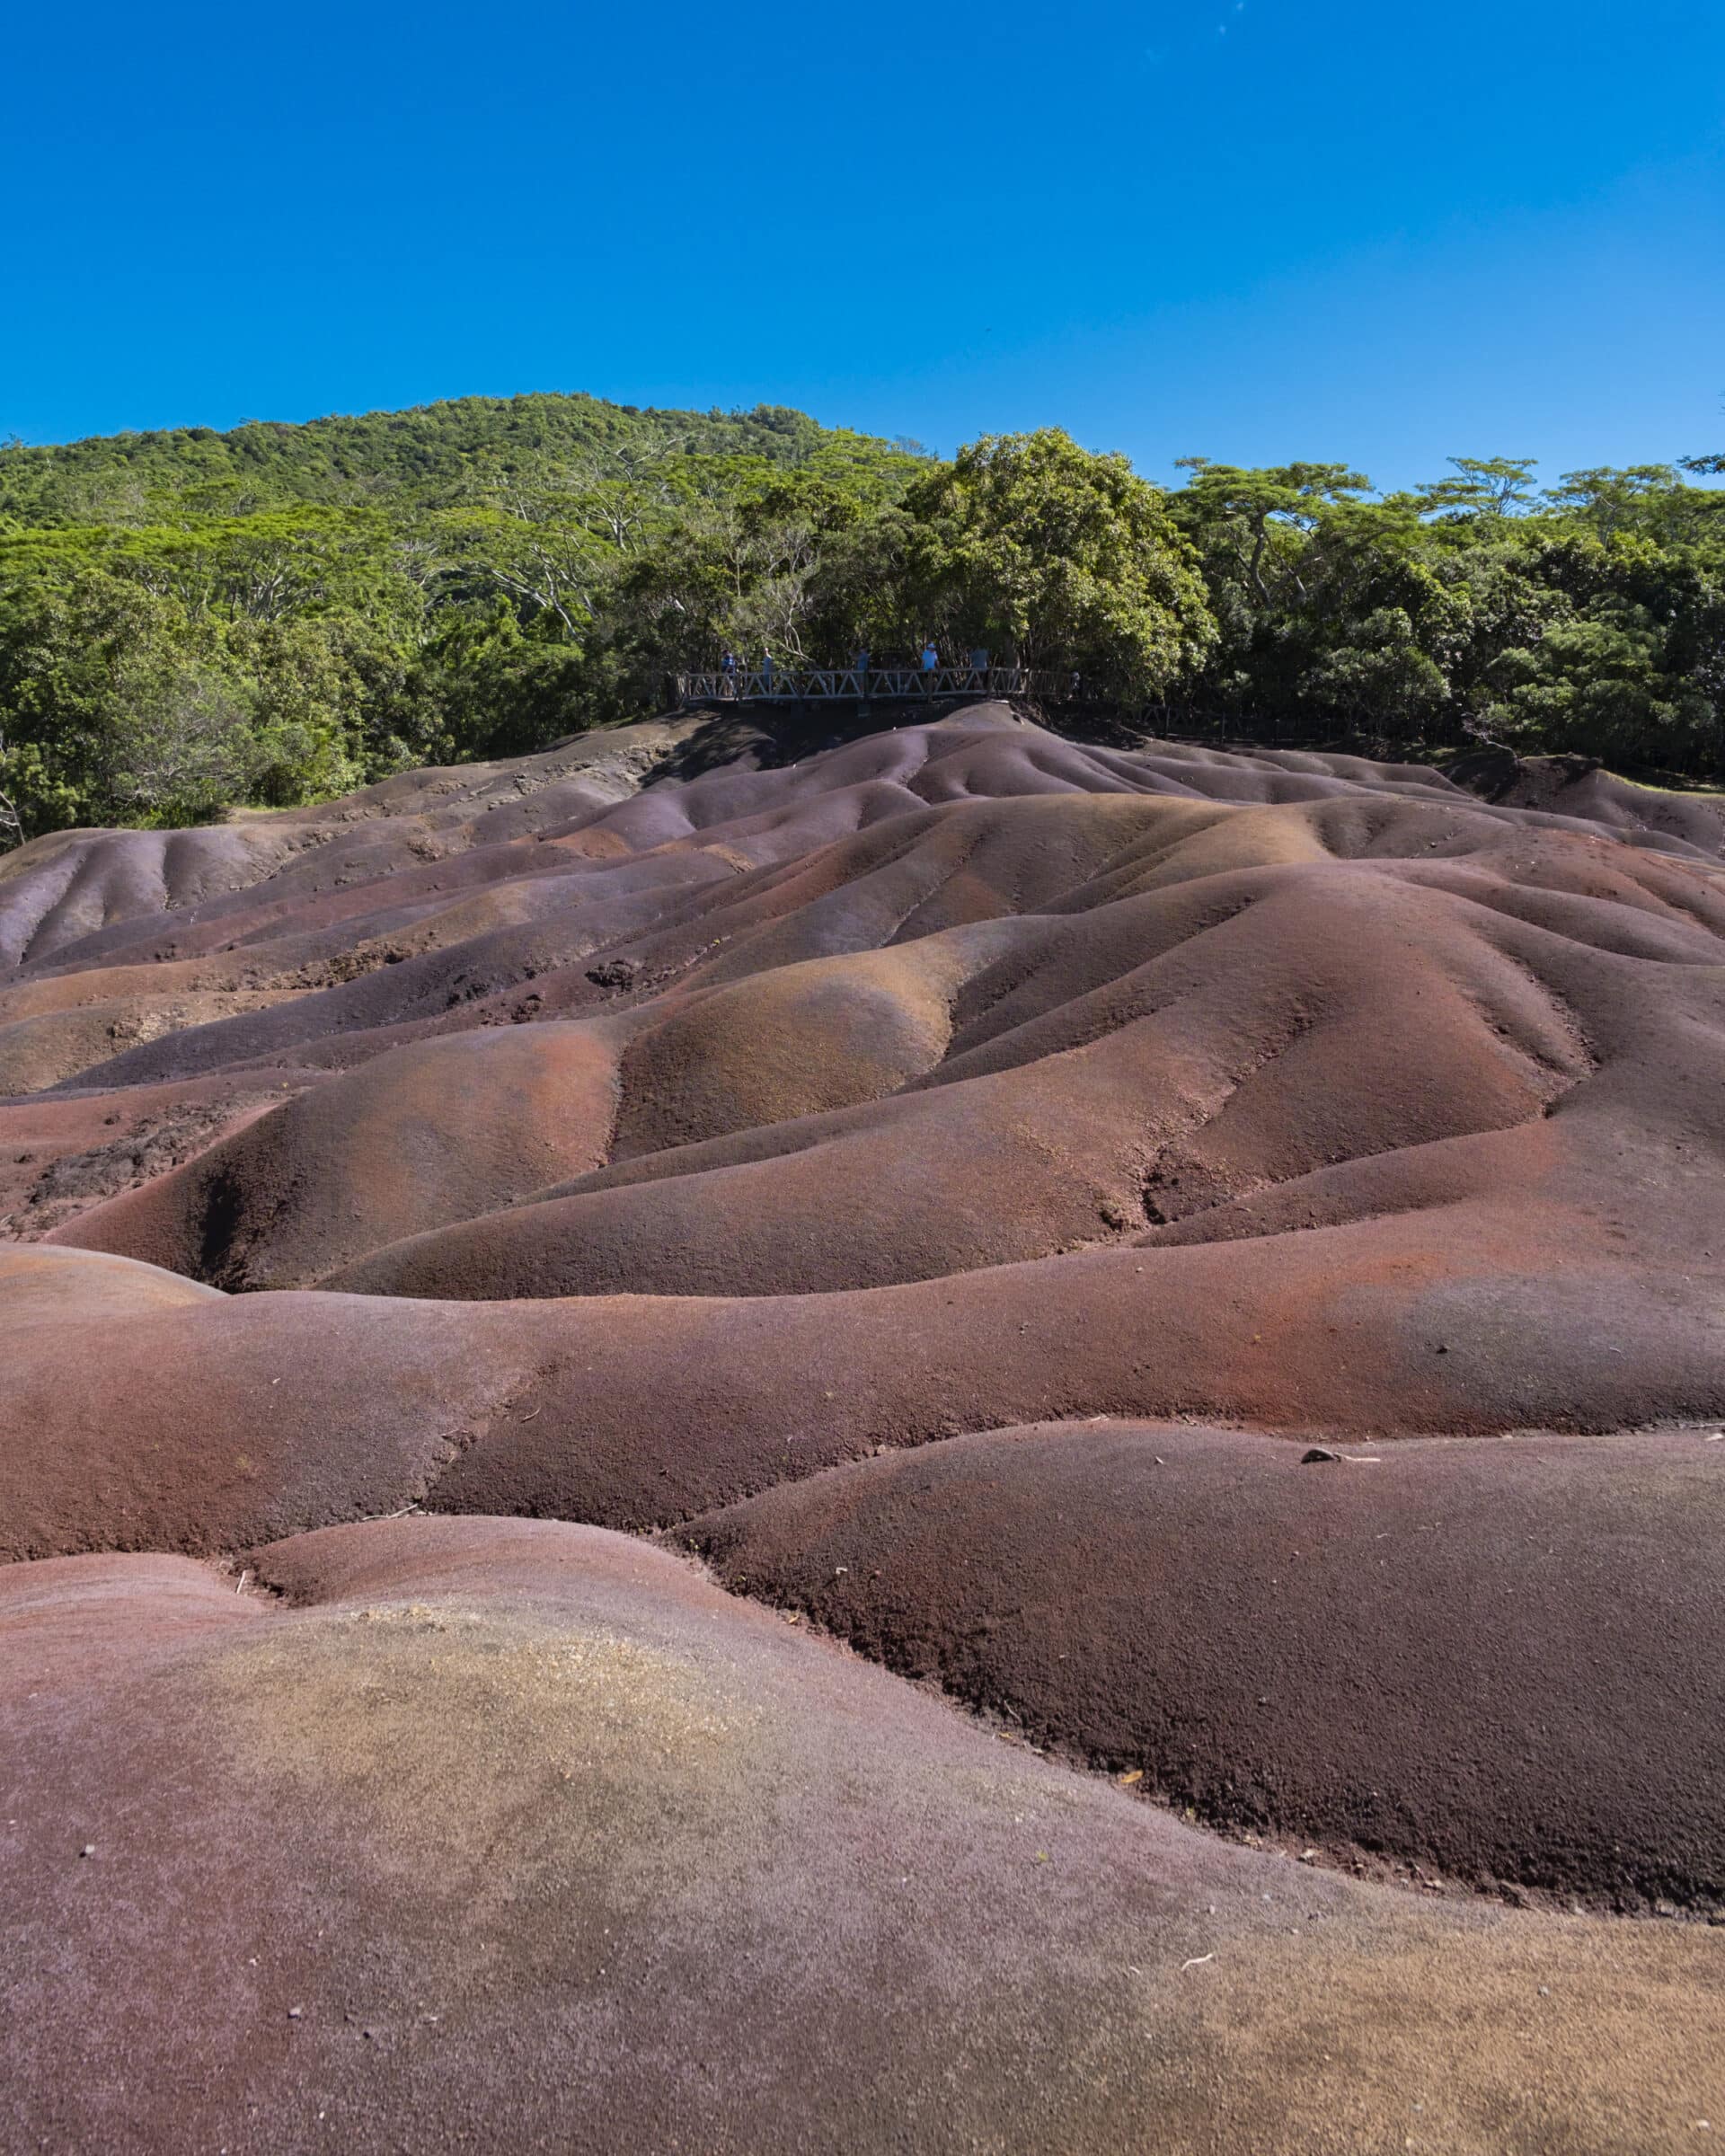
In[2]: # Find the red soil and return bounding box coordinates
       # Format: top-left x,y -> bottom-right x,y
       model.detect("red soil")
3,1517 -> 1721,2156
3,705 -> 1723,2149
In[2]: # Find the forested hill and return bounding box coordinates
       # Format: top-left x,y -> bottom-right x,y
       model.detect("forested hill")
0,393 -> 925,524
1,390 -> 1721,851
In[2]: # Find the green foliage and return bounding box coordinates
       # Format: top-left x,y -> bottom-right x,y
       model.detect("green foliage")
1,389 -> 1722,852
1416,455 -> 1543,520
1172,450 -> 1725,764
900,432 -> 1216,694
0,394 -> 930,843
0,575 -> 378,830
1299,606 -> 1452,731
0,394 -> 912,527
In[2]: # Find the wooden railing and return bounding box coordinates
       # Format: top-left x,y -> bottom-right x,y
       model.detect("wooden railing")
677,665 -> 1025,705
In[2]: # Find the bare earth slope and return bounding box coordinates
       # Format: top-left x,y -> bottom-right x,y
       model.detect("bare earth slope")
3,704 -> 1723,2152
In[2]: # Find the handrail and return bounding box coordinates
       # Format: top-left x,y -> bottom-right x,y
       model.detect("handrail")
677,665 -> 1025,705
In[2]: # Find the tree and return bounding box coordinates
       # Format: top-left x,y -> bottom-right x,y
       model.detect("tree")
904,431 -> 1216,694
1546,466 -> 1685,538
1171,461 -> 1374,608
0,729 -> 23,852
1478,600 -> 1716,764
1299,606 -> 1450,737
4,392 -> 1724,834
97,651 -> 265,824
1416,456 -> 1542,520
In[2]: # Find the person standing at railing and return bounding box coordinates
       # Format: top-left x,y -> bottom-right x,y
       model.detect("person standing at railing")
721,649 -> 738,700
853,649 -> 870,693
761,652 -> 774,694
968,646 -> 988,687
921,641 -> 939,675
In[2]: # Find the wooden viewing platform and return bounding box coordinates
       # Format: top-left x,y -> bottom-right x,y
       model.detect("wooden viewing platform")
677,664 -> 1026,706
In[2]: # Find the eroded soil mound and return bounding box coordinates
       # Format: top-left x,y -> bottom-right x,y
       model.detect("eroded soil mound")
4,1519 -> 1722,2156
679,1420 -> 1725,1911
4,705 -> 1724,2149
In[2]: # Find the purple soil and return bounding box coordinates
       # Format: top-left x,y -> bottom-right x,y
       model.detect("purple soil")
4,705 -> 1725,2146
1451,747 -> 1725,856
677,1420 -> 1725,1910
3,1517 -> 1721,2156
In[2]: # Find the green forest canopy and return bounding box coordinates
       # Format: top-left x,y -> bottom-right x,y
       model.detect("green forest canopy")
1,390 -> 1721,845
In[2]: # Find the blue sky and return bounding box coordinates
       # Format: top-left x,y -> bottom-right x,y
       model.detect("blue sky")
4,0 -> 1722,490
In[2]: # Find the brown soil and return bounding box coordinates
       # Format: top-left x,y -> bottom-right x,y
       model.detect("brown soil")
3,703 -> 1723,2151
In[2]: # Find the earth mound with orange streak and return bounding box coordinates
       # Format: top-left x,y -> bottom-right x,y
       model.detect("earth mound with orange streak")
3,702 -> 1723,2152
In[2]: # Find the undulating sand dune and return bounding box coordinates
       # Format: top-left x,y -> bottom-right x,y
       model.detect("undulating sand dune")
3,703 -> 1723,2152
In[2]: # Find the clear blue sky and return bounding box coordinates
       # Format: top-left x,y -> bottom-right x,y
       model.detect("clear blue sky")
4,0 -> 1722,490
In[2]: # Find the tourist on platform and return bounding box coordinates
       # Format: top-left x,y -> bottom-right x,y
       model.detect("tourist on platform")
921,641 -> 939,673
